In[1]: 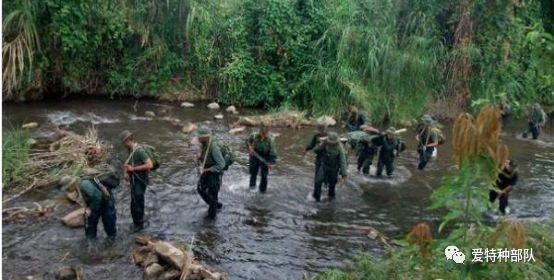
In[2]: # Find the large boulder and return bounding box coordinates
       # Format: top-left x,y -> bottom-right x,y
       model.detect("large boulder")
207,102 -> 220,110
145,263 -> 164,278
153,241 -> 190,269
61,208 -> 86,228
160,269 -> 181,280
182,123 -> 197,134
180,102 -> 195,108
54,266 -> 83,280
132,246 -> 151,266
144,251 -> 160,268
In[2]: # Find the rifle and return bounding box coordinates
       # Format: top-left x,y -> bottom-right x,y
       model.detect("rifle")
198,136 -> 212,175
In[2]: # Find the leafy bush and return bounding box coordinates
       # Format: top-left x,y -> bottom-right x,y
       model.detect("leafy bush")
2,0 -> 552,121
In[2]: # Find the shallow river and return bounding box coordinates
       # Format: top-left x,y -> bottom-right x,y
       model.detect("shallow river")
3,98 -> 553,279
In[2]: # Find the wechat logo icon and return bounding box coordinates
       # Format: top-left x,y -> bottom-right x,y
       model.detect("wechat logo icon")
445,245 -> 465,264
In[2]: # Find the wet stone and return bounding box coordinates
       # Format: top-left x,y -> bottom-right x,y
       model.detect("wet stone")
145,263 -> 165,278
207,102 -> 220,110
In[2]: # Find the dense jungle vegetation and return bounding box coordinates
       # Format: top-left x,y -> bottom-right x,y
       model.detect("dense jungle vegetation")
2,0 -> 553,122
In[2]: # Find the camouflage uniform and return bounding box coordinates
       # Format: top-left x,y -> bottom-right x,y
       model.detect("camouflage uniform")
197,133 -> 226,219
127,146 -> 150,228
247,132 -> 278,193
305,126 -> 328,175
79,173 -> 119,239
525,104 -> 546,140
417,117 -> 438,170
312,133 -> 348,201
375,128 -> 401,177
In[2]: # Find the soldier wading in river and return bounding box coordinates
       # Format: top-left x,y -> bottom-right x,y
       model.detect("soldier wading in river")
121,130 -> 153,232
196,128 -> 226,220
312,132 -> 348,202
78,171 -> 120,240
303,122 -> 328,176
489,159 -> 518,215
416,115 -> 439,170
346,105 -> 366,132
374,127 -> 404,178
247,126 -> 278,193
523,103 -> 547,140
356,124 -> 380,175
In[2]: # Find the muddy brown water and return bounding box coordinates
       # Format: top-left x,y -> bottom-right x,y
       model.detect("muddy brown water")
3,98 -> 553,280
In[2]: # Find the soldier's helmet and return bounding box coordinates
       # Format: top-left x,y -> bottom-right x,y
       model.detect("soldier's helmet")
119,130 -> 133,143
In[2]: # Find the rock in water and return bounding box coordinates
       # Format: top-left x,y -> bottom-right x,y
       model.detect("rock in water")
317,116 -> 337,126
132,247 -> 150,266
135,235 -> 154,246
214,113 -> 224,120
145,263 -> 164,278
66,190 -> 82,205
144,251 -> 160,268
27,138 -> 38,146
182,123 -> 197,134
160,269 -> 180,280
54,266 -> 83,280
180,102 -> 195,108
145,111 -> 156,117
229,126 -> 246,134
61,208 -> 86,228
153,241 -> 189,269
236,117 -> 256,126
22,122 -> 39,129
207,102 -> 220,110
225,105 -> 237,113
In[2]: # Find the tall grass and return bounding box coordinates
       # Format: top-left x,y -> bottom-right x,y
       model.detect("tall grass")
2,128 -> 32,187
299,0 -> 445,122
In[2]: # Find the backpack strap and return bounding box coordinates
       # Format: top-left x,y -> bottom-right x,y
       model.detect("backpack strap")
93,177 -> 111,198
124,144 -> 139,165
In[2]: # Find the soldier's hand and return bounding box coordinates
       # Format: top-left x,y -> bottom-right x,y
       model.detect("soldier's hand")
124,164 -> 134,172
247,145 -> 254,155
84,208 -> 91,218
269,164 -> 274,171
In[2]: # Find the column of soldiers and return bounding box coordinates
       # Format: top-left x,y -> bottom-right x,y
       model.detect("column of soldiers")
76,103 -> 544,241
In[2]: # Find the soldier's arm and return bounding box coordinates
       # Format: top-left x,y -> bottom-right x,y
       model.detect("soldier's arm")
268,138 -> 278,164
129,148 -> 153,172
339,148 -> 348,178
207,144 -> 226,173
246,134 -> 255,152
426,130 -> 439,147
305,135 -> 317,152
359,114 -> 366,126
